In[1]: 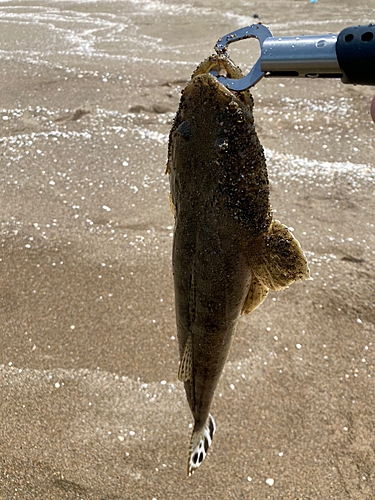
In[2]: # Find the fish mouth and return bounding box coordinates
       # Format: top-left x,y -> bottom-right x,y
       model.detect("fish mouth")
191,54 -> 245,82
189,54 -> 253,105
183,54 -> 255,114
207,64 -> 228,79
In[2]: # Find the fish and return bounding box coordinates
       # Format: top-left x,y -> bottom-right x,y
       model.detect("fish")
166,54 -> 310,476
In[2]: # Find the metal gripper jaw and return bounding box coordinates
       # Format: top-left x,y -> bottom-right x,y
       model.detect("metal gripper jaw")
213,24 -> 273,91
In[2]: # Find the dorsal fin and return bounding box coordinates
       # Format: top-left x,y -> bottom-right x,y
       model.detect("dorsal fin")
178,334 -> 193,382
168,193 -> 175,217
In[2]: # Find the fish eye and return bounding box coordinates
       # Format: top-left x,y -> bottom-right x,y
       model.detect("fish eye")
177,121 -> 193,141
215,137 -> 228,151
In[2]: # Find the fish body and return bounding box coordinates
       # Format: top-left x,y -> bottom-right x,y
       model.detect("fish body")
167,55 -> 310,475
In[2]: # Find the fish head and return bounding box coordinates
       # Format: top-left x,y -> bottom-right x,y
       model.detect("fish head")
191,54 -> 254,110
167,54 -> 256,178
167,54 -> 270,236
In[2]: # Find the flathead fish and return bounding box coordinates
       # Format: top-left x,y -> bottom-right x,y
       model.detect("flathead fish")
166,54 -> 310,476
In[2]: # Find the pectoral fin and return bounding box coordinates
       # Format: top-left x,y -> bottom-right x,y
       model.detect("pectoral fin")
249,220 -> 310,291
241,274 -> 268,314
178,334 -> 193,382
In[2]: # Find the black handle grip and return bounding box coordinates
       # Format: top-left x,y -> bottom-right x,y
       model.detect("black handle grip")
336,24 -> 375,85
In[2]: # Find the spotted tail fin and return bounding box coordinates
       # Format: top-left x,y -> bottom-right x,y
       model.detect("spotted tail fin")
187,414 -> 216,476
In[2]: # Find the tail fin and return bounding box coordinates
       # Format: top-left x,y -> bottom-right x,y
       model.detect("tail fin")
187,414 -> 216,476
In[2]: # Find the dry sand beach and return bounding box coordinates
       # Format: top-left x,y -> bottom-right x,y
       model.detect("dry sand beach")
1,0 -> 375,498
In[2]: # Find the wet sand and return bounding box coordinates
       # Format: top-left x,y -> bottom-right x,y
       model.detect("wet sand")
1,0 -> 375,498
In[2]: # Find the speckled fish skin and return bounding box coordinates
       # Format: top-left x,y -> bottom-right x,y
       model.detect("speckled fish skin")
167,54 -> 310,475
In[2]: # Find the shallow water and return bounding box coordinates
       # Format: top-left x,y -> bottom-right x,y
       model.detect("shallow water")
1,0 -> 375,498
